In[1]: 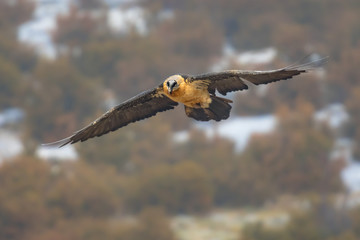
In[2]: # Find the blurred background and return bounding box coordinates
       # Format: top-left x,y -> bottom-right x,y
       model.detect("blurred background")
1,0 -> 360,239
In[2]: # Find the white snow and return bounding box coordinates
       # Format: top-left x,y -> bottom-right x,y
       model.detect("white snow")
314,103 -> 349,129
18,0 -> 71,58
236,47 -> 277,65
210,44 -> 278,72
107,6 -> 147,35
342,161 -> 360,192
196,115 -> 276,152
18,18 -> 57,58
176,115 -> 277,152
0,130 -> 24,164
36,144 -> 78,161
0,108 -> 24,127
173,130 -> 189,143
18,0 -> 148,58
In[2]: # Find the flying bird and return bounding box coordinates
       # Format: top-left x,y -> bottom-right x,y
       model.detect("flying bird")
46,57 -> 327,147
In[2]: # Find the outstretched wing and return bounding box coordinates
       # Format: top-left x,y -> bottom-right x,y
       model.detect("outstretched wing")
190,57 -> 328,95
45,85 -> 178,147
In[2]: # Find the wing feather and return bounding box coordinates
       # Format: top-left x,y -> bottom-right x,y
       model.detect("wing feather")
190,56 -> 328,95
44,86 -> 178,147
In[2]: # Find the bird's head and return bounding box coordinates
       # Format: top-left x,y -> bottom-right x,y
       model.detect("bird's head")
164,75 -> 182,95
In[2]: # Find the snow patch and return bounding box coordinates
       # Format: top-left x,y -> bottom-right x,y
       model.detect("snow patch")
107,6 -> 147,35
0,108 -> 24,127
314,103 -> 349,129
210,44 -> 278,72
0,130 -> 24,164
342,161 -> 360,193
18,0 -> 71,58
19,0 -> 148,57
36,144 -> 78,161
236,47 -> 277,65
195,115 -> 276,152
173,130 -> 189,143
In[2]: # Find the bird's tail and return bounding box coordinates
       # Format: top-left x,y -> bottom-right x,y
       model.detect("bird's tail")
185,96 -> 232,121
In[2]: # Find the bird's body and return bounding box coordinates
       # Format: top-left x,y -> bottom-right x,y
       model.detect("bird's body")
162,75 -> 212,108
45,56 -> 328,147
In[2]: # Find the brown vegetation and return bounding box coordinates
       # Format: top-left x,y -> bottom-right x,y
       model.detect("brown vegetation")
1,0 -> 360,239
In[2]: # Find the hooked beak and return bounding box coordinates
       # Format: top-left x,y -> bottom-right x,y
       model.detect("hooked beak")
167,80 -> 177,94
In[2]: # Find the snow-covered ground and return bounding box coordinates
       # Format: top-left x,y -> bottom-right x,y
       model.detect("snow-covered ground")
194,115 -> 276,152
0,108 -> 24,127
36,144 -> 78,161
0,130 -> 23,164
342,162 -> 360,192
107,6 -> 147,35
0,108 -> 25,164
236,47 -> 277,65
210,44 -> 277,72
18,0 -> 145,58
315,103 -> 349,129
18,0 -> 71,58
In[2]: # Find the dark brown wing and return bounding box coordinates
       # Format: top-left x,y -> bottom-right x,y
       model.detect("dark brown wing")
45,85 -> 178,147
190,57 -> 328,95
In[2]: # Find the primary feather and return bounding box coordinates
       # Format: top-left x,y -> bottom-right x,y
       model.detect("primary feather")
190,56 -> 328,95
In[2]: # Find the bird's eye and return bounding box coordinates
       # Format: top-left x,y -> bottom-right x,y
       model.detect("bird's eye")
166,81 -> 170,87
